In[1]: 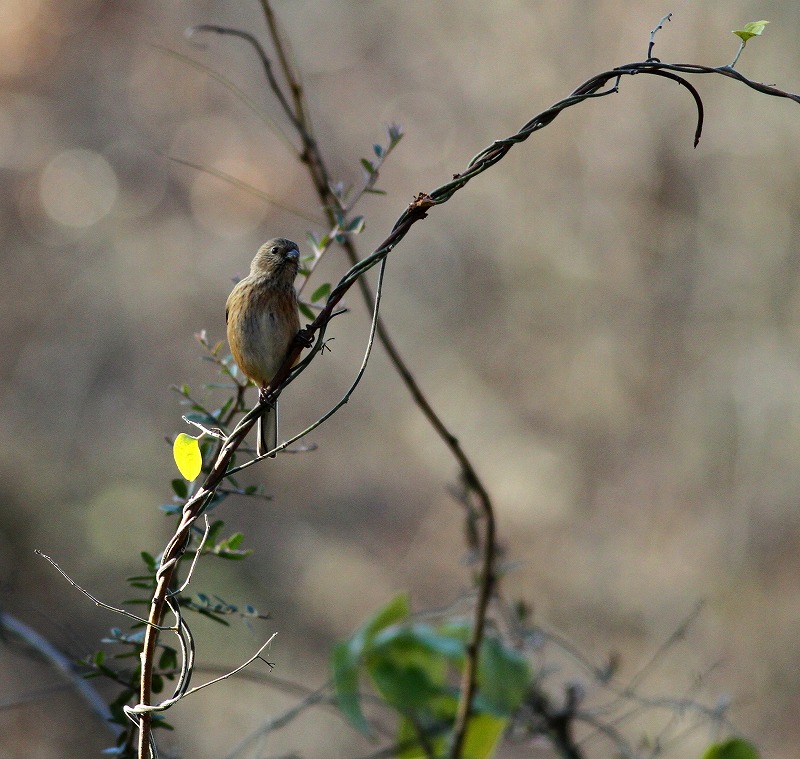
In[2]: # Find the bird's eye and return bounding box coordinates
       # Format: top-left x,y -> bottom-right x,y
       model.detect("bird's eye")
271,246 -> 279,255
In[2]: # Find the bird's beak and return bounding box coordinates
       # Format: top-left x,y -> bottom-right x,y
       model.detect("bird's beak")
287,248 -> 300,261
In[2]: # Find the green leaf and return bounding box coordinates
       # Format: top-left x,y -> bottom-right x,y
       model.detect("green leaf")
206,520 -> 225,543
159,647 -> 178,671
225,532 -> 244,550
701,738 -> 760,759
173,433 -> 202,481
171,478 -> 188,499
462,713 -> 508,759
369,658 -> 443,709
372,623 -> 464,668
397,717 -> 434,759
347,216 -> 365,234
358,594 -> 411,647
360,158 -> 375,174
476,637 -> 530,716
331,594 -> 411,735
311,283 -> 331,303
298,302 -> 315,321
332,640 -> 371,735
733,20 -> 768,43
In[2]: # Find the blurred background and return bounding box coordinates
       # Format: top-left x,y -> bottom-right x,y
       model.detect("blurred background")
1,1 -> 799,757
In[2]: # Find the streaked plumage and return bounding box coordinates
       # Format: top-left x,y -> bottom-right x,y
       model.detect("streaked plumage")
226,238 -> 301,456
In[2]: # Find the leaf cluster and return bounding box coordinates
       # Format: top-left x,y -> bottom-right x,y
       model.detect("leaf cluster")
332,595 -> 528,759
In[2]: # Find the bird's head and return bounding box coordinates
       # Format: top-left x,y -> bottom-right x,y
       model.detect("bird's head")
250,238 -> 300,280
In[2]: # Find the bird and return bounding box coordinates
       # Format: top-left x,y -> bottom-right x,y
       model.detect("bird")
226,238 -> 301,457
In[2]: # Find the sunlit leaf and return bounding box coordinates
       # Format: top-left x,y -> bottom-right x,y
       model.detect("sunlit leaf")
462,713 -> 508,759
733,20 -> 769,43
701,738 -> 760,759
173,433 -> 202,481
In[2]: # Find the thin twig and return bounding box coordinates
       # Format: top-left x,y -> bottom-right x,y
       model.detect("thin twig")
35,552 -> 157,628
625,601 -> 705,693
130,633 -> 276,716
224,682 -> 328,759
647,13 -> 672,61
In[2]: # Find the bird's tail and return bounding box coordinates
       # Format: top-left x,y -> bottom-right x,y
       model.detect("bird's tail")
257,401 -> 279,458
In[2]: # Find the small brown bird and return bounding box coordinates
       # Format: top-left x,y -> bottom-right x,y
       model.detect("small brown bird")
226,238 -> 301,456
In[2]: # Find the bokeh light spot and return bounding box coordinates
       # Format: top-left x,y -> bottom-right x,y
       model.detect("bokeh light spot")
39,148 -> 118,227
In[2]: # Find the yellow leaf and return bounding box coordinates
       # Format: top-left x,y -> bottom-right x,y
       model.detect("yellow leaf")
173,433 -> 202,481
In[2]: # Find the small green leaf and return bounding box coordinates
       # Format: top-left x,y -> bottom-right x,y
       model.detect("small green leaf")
373,143 -> 384,158
159,647 -> 178,671
733,20 -> 768,43
298,302 -> 315,321
311,283 -> 331,303
701,738 -> 760,759
332,641 -> 371,735
206,520 -> 225,543
360,158 -> 375,174
347,216 -> 365,234
171,478 -> 188,499
225,532 -> 244,550
173,433 -> 202,481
